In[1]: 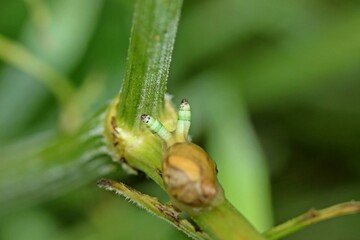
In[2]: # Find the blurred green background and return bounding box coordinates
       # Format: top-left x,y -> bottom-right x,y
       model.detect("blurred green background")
1,0 -> 360,239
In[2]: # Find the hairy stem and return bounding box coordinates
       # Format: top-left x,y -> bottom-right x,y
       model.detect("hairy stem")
117,0 -> 182,129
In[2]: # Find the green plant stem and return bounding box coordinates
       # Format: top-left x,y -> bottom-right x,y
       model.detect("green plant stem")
117,0 -> 182,129
194,200 -> 267,240
264,201 -> 360,240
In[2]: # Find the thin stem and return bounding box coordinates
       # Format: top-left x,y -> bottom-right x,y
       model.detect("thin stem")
117,0 -> 183,129
264,201 -> 360,240
0,34 -> 75,107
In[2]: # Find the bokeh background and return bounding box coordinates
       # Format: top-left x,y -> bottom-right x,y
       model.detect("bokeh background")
1,0 -> 360,239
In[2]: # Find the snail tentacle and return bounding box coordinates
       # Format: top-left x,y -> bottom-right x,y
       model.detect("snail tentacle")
175,99 -> 191,142
140,114 -> 173,145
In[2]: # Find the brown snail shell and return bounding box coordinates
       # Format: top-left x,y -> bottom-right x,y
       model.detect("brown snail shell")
163,142 -> 224,210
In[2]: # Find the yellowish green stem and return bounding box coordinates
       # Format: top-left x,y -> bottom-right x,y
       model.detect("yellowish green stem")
264,201 -> 360,240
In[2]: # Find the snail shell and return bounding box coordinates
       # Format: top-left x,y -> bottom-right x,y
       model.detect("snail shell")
163,142 -> 224,209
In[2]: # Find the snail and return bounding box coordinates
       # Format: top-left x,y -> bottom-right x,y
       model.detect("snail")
141,99 -> 224,214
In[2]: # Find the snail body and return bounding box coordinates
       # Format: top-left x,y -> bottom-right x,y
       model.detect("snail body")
141,99 -> 224,213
